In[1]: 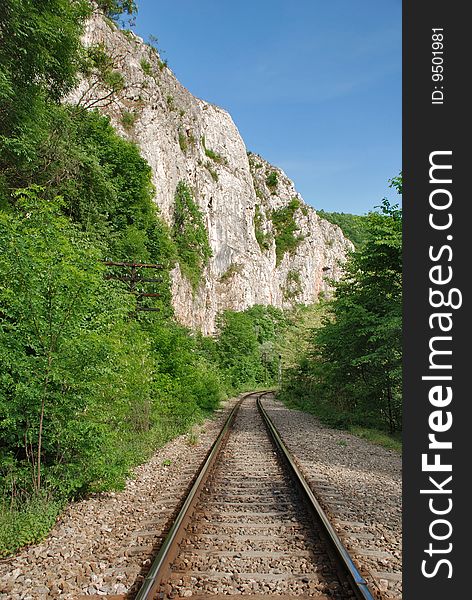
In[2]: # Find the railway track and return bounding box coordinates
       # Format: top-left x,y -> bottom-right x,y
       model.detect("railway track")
130,392 -> 374,600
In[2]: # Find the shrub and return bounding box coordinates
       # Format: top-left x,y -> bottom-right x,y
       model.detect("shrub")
172,181 -> 212,290
121,110 -> 137,130
219,263 -> 243,282
266,171 -> 278,190
178,130 -> 188,153
254,204 -> 272,251
140,58 -> 152,76
205,161 -> 219,182
283,270 -> 302,301
271,198 -> 304,265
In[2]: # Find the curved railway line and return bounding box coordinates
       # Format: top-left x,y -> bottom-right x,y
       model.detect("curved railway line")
131,392 -> 375,600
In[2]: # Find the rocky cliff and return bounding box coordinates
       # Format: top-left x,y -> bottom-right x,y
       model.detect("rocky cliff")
70,15 -> 353,334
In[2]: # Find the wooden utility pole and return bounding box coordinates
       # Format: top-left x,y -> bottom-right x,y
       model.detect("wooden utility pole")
103,261 -> 163,312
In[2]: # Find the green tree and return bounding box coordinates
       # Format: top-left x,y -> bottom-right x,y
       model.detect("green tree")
282,178 -> 402,432
217,305 -> 287,389
0,0 -> 90,191
316,210 -> 370,249
0,189 -> 134,494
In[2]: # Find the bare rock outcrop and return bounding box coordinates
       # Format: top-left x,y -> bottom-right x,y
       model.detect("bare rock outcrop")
69,15 -> 353,333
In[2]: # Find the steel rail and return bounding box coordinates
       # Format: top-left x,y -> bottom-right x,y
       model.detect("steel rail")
134,393 -> 252,600
256,393 -> 375,600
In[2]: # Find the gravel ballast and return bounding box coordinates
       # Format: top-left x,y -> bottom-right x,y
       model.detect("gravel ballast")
262,395 -> 402,600
165,396 -> 350,599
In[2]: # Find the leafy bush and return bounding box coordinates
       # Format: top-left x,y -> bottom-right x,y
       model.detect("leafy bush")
172,181 -> 212,290
0,494 -> 63,558
254,205 -> 272,251
271,198 -> 304,265
266,171 -> 278,190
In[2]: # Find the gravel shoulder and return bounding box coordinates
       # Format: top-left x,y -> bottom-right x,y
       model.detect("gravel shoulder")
0,397 -> 239,600
262,394 -> 402,600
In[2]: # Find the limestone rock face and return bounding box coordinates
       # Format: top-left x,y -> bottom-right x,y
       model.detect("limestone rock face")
69,16 -> 353,334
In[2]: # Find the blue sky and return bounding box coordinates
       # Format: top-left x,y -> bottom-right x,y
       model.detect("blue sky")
131,1 -> 401,215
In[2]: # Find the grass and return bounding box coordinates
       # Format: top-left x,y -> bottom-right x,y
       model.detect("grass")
140,58 -> 153,77
0,494 -> 63,558
166,95 -> 175,111
205,161 -> 219,182
349,426 -> 402,452
201,136 -> 227,165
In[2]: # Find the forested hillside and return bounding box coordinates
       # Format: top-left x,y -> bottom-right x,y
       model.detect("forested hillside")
0,0 -> 287,555
315,210 -> 370,249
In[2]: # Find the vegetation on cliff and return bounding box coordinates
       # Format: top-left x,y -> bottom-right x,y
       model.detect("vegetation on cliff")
172,181 -> 212,290
271,198 -> 304,265
254,204 -> 272,252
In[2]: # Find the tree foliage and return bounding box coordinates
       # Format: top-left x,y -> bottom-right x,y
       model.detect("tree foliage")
172,181 -> 212,290
282,180 -> 402,432
0,189 -> 134,497
217,305 -> 287,390
316,210 -> 370,249
271,198 -> 304,265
